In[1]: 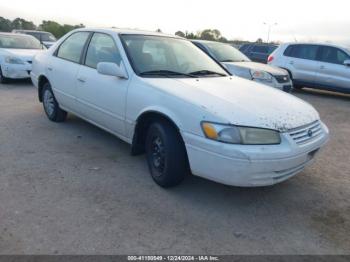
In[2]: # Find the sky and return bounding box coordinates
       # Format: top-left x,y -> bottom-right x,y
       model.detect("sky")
0,0 -> 349,46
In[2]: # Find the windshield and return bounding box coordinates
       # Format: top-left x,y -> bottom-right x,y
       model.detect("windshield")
0,34 -> 42,49
120,35 -> 228,77
204,42 -> 250,62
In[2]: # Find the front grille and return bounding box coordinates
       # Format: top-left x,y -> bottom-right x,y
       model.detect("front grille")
288,121 -> 323,145
274,75 -> 290,83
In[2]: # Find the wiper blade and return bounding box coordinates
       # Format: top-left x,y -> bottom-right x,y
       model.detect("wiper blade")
189,70 -> 226,76
139,70 -> 196,78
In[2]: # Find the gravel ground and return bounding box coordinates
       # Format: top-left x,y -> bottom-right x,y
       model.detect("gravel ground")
0,81 -> 349,255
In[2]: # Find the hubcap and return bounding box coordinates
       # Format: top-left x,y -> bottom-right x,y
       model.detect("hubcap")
151,136 -> 165,174
43,90 -> 55,116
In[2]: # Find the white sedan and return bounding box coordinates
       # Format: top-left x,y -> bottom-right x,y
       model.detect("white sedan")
0,33 -> 44,83
31,28 -> 329,187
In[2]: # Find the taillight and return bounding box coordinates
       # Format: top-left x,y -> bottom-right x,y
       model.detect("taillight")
267,55 -> 274,63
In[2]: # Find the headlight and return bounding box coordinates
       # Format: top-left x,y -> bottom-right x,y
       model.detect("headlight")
5,56 -> 25,65
201,122 -> 281,145
250,69 -> 273,82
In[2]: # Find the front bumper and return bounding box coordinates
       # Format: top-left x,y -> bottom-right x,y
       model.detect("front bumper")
183,121 -> 329,187
1,63 -> 32,79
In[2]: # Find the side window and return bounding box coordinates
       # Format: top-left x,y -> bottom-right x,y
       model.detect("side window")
284,45 -> 295,57
319,46 -> 349,65
289,45 -> 318,60
85,33 -> 121,69
56,32 -> 90,63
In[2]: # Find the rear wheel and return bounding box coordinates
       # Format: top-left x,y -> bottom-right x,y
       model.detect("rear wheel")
42,82 -> 67,122
145,120 -> 189,188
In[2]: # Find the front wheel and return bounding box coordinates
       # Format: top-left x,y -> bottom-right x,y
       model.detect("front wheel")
0,67 -> 8,84
42,82 -> 67,122
145,120 -> 189,188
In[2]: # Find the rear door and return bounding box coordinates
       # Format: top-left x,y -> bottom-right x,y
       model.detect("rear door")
47,32 -> 90,111
283,44 -> 320,85
316,45 -> 350,91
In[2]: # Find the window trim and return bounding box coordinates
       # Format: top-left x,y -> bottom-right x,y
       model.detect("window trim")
53,31 -> 93,65
82,32 -> 122,70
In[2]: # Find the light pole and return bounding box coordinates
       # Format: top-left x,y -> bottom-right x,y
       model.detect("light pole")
263,22 -> 278,43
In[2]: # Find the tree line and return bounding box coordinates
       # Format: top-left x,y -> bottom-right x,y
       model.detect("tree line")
0,16 -> 263,45
0,16 -> 84,38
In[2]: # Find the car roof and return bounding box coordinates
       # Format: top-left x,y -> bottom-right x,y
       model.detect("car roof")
0,32 -> 32,37
283,42 -> 350,53
191,39 -> 231,46
284,42 -> 347,49
13,30 -> 50,34
73,27 -> 183,39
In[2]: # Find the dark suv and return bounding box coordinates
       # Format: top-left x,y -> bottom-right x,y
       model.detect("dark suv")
240,43 -> 277,64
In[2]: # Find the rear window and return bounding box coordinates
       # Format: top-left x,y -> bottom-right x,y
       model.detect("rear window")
239,44 -> 251,52
252,45 -> 269,53
283,44 -> 319,60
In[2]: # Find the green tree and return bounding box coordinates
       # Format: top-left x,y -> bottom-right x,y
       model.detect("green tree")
175,31 -> 185,37
0,16 -> 13,32
11,17 -> 36,30
39,20 -> 84,38
200,29 -> 222,41
185,31 -> 198,39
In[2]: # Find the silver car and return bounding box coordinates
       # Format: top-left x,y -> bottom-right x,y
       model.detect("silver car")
268,43 -> 350,94
192,40 -> 293,92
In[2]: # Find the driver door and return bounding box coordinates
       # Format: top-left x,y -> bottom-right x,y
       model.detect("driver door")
75,32 -> 129,137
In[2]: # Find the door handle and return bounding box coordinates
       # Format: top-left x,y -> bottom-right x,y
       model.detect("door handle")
289,61 -> 294,65
320,65 -> 325,70
47,67 -> 53,71
77,77 -> 86,83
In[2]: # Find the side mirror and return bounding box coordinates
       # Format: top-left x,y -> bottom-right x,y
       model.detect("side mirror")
97,61 -> 128,79
344,60 -> 350,67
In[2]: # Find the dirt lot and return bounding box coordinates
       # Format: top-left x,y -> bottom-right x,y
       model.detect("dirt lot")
0,81 -> 349,255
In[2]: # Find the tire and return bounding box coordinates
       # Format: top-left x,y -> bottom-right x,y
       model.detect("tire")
285,70 -> 303,90
145,120 -> 189,188
0,67 -> 8,84
42,82 -> 67,122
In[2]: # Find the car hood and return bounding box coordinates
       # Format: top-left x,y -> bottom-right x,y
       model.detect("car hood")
143,76 -> 319,132
223,61 -> 287,76
1,48 -> 43,61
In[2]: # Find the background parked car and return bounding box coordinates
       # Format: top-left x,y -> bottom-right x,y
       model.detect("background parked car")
193,40 -> 293,92
268,43 -> 350,94
12,30 -> 57,48
240,43 -> 278,63
0,32 -> 44,83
